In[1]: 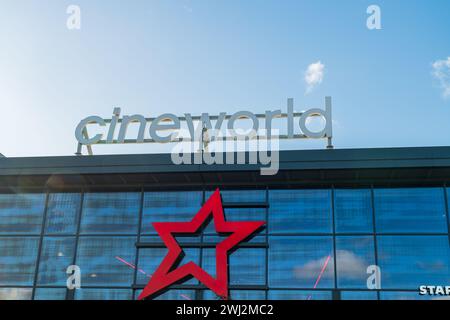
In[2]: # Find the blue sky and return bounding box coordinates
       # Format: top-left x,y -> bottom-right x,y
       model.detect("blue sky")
0,0 -> 449,156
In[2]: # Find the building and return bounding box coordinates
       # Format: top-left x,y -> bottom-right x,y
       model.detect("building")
0,147 -> 449,300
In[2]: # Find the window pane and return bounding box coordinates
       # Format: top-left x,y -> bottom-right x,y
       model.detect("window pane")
34,288 -> 67,300
204,208 -> 266,234
374,188 -> 448,233
76,236 -> 136,286
142,191 -> 202,234
45,193 -> 81,234
206,190 -> 266,202
203,290 -> 266,300
334,189 -> 373,233
0,193 -> 45,234
135,289 -> 195,300
336,236 -> 375,288
378,236 -> 449,289
75,289 -> 132,300
153,290 -> 195,300
380,291 -> 434,300
137,247 -> 200,285
269,190 -> 332,233
80,193 -> 140,234
0,237 -> 39,285
269,236 -> 334,288
340,291 -> 378,300
0,288 -> 32,300
202,247 -> 266,285
37,237 -> 76,286
268,290 -> 332,300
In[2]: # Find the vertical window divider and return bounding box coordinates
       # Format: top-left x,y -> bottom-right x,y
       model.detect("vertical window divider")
197,188 -> 206,300
132,187 -> 145,299
67,190 -> 84,300
442,184 -> 450,246
31,191 -> 50,300
331,186 -> 339,299
264,186 -> 269,300
370,185 -> 380,300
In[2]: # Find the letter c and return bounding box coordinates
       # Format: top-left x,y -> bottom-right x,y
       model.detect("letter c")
75,116 -> 106,145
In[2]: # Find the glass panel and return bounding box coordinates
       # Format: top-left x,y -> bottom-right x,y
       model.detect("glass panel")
75,289 -> 132,300
76,236 -> 136,286
80,192 -> 140,234
137,247 -> 200,285
380,291 -> 434,300
340,291 -> 378,300
136,289 -> 195,300
34,288 -> 67,300
377,236 -> 449,289
269,190 -> 332,233
142,191 -> 202,234
0,237 -> 39,285
202,247 -> 266,285
0,288 -> 32,300
153,290 -> 195,300
206,190 -> 266,202
230,290 -> 265,300
336,236 -> 375,288
334,189 -> 373,233
203,290 -> 266,300
374,188 -> 448,233
204,208 -> 266,234
268,236 -> 334,288
0,193 -> 45,234
37,237 -> 76,286
45,193 -> 81,234
268,290 -> 332,300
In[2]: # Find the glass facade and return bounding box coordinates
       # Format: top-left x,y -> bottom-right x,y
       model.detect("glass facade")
0,187 -> 448,300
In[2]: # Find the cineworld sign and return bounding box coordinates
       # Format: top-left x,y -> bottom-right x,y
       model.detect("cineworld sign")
75,96 -> 333,154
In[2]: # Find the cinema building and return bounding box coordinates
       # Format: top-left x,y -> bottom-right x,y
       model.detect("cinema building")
0,147 -> 449,300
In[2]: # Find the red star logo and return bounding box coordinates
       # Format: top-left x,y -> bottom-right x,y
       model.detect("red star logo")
138,188 -> 265,300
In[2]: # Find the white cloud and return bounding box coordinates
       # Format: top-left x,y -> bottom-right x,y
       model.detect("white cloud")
304,61 -> 325,94
293,250 -> 368,281
432,57 -> 450,99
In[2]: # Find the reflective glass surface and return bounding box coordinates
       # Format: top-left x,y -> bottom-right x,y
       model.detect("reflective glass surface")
269,190 -> 332,233
203,290 -> 266,300
0,193 -> 45,234
0,288 -> 33,300
76,236 -> 136,286
142,191 -> 202,234
45,193 -> 81,234
267,290 -> 332,300
334,189 -> 373,233
374,188 -> 448,233
340,291 -> 378,300
268,236 -> 334,288
34,288 -> 67,300
0,187 -> 448,300
377,235 -> 449,289
81,193 -> 140,234
202,247 -> 266,285
75,289 -> 132,300
0,237 -> 39,286
37,237 -> 76,286
336,236 -> 375,288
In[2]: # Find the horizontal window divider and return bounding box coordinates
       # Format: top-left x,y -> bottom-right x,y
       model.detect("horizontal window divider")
0,285 -> 426,293
130,285 -> 423,292
222,202 -> 269,208
132,284 -> 268,290
1,232 -> 447,238
136,242 -> 268,248
265,232 -> 449,236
